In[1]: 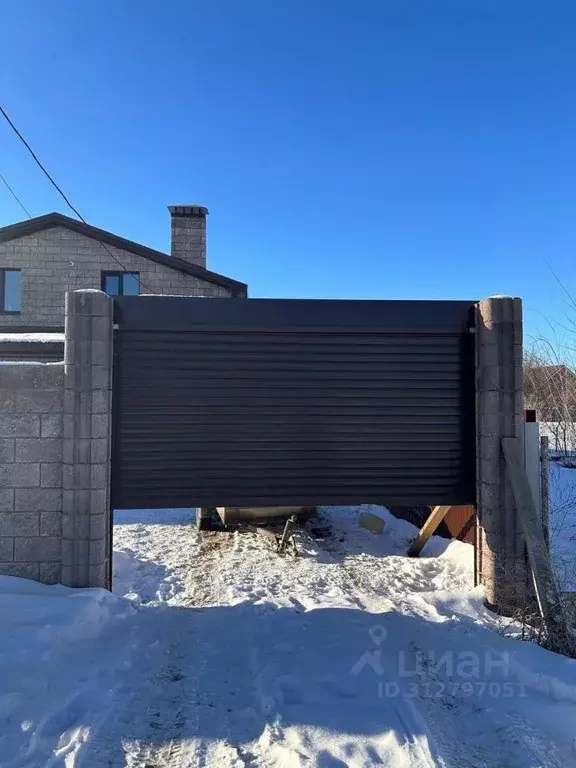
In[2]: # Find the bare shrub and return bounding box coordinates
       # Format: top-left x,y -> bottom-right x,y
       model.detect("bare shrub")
524,339 -> 576,594
524,340 -> 576,452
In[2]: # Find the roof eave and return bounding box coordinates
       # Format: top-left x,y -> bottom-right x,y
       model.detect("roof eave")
0,212 -> 247,296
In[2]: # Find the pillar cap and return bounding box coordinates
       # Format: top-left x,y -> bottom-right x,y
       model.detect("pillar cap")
168,205 -> 208,217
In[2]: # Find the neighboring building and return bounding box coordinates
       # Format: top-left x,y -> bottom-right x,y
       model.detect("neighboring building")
524,364 -> 576,421
0,205 -> 247,329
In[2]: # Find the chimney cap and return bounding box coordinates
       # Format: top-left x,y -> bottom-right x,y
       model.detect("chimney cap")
168,205 -> 208,217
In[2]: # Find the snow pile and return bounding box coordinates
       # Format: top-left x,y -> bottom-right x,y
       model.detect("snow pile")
3,505 -> 576,766
0,577 -> 133,766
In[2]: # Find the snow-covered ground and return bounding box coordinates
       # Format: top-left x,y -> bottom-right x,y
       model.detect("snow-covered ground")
550,461 -> 576,592
540,422 -> 576,455
3,506 -> 576,767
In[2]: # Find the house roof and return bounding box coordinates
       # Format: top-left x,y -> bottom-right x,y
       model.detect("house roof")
0,212 -> 247,297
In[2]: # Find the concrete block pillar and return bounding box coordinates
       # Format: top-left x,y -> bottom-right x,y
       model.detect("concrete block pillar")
476,296 -> 530,614
62,290 -> 113,588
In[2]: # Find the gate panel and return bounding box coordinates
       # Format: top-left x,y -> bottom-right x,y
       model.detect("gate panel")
112,298 -> 475,509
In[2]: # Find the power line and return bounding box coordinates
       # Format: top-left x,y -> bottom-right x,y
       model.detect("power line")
0,105 -> 83,220
542,256 -> 576,312
0,104 -> 153,292
0,170 -> 32,218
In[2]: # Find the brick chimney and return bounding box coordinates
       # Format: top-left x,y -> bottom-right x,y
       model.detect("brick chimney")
168,205 -> 208,268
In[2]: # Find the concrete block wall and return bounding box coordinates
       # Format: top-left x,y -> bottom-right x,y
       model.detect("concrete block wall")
0,362 -> 64,583
62,290 -> 113,588
0,290 -> 114,588
475,296 -> 528,614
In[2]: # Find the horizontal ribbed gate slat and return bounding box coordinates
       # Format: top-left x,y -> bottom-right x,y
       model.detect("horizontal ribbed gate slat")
111,298 -> 476,509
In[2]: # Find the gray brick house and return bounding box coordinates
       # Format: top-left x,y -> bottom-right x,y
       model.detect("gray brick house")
0,205 -> 247,329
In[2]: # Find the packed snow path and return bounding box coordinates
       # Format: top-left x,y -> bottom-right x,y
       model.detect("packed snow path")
2,506 -> 576,767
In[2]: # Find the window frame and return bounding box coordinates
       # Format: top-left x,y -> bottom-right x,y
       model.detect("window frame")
101,271 -> 141,296
0,268 -> 22,314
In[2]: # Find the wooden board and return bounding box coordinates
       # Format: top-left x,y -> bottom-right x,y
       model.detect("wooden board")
502,437 -> 573,655
407,506 -> 452,557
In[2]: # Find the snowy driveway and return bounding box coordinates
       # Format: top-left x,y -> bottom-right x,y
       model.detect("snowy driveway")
2,506 -> 576,767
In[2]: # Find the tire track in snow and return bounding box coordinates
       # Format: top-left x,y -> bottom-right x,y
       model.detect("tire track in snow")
198,524 -> 447,766
182,523 -> 453,765
75,609 -> 200,767
77,510 -> 576,767
77,522 -> 235,768
119,529 -> 259,768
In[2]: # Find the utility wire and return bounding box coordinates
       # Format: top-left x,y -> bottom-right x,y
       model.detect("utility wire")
0,170 -> 32,218
0,104 -> 154,292
543,256 -> 576,312
0,105 -> 83,220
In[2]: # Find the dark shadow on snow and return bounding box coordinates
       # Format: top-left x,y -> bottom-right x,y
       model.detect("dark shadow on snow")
308,519 -> 453,564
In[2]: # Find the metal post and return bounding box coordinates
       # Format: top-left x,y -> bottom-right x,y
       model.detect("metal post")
524,421 -> 542,520
540,435 -> 550,549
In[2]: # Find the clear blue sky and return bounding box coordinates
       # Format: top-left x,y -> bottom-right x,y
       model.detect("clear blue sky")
1,1 -> 575,342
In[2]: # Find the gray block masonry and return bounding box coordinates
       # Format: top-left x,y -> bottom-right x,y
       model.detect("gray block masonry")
0,290 -> 114,588
0,224 -> 231,328
61,290 -> 113,588
475,296 -> 528,614
0,362 -> 64,583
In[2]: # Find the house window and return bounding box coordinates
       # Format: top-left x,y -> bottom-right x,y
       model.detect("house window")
1,269 -> 22,313
101,272 -> 140,296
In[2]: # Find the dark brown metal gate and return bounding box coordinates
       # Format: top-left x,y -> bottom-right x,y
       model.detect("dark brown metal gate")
111,298 -> 476,509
